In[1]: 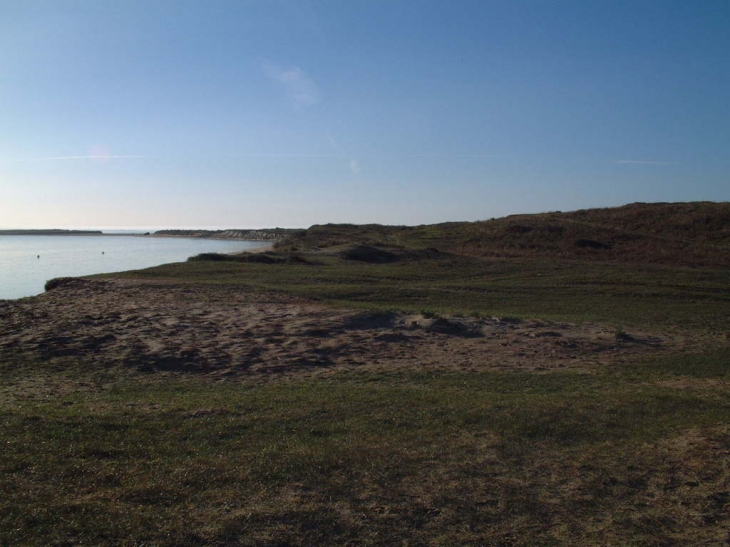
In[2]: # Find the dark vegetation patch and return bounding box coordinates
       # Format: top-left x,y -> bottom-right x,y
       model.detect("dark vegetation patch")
338,244 -> 449,264
426,317 -> 483,337
506,224 -> 534,234
575,238 -> 611,250
44,277 -> 69,291
45,277 -> 86,291
45,277 -> 108,292
340,244 -> 400,263
188,252 -> 315,265
343,311 -> 399,330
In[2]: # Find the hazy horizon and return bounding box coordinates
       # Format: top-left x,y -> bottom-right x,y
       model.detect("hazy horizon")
1,199 -> 729,233
2,1 -> 728,228
0,225 -> 301,231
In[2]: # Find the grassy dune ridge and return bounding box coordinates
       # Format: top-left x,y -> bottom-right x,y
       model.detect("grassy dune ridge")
1,202 -> 729,546
277,201 -> 730,267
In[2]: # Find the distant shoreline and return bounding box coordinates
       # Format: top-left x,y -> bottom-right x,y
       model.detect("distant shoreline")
0,228 -> 294,241
0,229 -> 104,236
149,228 -> 295,241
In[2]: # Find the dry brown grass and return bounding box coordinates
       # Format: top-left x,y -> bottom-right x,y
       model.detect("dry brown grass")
278,201 -> 730,267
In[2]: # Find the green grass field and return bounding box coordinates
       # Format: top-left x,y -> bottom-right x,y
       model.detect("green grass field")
2,350 -> 729,546
124,251 -> 730,331
2,220 -> 730,545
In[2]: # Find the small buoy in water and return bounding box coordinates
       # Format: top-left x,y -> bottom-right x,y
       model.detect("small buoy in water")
37,255 -> 40,259
102,251 -> 105,255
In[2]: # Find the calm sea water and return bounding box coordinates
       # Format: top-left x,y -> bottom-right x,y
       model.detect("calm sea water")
0,235 -> 270,300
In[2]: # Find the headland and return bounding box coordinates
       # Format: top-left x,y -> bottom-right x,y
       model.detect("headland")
151,228 -> 296,241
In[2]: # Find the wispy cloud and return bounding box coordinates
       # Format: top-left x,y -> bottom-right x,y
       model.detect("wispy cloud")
262,61 -> 321,107
326,133 -> 343,153
1,155 -> 148,163
392,154 -> 512,158
228,153 -> 343,158
1,152 -> 511,163
615,159 -> 681,165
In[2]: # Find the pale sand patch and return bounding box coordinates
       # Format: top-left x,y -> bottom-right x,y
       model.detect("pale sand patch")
0,277 -> 715,383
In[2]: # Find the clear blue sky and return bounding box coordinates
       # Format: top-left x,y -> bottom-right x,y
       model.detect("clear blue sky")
1,0 -> 728,228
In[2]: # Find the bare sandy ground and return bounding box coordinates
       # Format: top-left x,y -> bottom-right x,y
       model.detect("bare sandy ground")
0,278 -> 705,382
